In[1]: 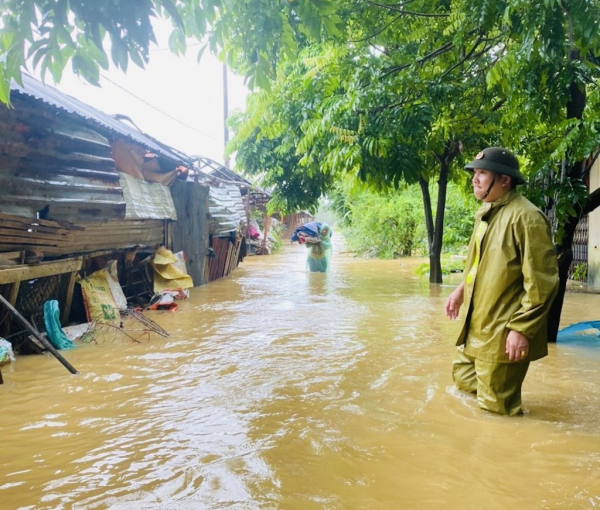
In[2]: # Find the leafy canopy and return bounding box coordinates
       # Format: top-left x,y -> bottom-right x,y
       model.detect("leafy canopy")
0,0 -> 343,104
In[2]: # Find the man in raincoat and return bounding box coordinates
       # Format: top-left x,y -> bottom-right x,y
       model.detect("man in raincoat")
445,147 -> 559,416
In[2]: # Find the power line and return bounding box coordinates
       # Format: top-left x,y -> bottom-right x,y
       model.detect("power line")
99,73 -> 222,143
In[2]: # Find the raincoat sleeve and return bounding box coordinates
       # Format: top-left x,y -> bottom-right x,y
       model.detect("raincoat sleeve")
320,236 -> 332,250
505,215 -> 558,339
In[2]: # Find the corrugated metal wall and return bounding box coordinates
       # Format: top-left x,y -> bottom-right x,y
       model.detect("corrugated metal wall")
171,180 -> 209,286
208,183 -> 245,236
67,220 -> 166,254
0,95 -> 125,223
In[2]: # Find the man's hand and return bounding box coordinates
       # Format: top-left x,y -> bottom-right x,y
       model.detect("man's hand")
506,330 -> 529,362
445,282 -> 464,320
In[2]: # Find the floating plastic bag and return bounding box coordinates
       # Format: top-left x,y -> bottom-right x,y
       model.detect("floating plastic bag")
148,291 -> 179,311
0,337 -> 15,366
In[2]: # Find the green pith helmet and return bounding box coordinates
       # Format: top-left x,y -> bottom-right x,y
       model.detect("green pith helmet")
464,147 -> 527,185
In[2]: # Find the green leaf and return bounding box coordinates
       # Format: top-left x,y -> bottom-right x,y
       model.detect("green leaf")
0,66 -> 11,106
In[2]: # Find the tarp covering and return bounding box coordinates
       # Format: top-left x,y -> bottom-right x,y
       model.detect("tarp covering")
291,222 -> 323,242
557,320 -> 600,347
43,300 -> 75,350
151,246 -> 193,293
119,173 -> 177,220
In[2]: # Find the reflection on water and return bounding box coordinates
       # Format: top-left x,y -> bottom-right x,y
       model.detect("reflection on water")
1,240 -> 600,509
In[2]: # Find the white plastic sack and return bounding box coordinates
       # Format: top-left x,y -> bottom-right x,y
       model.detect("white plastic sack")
0,337 -> 15,366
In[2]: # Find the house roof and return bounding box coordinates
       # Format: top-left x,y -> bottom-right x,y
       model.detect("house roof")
11,73 -> 193,166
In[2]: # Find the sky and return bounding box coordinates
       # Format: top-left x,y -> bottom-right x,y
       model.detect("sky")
44,21 -> 250,165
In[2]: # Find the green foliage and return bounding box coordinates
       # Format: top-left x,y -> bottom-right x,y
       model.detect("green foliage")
269,221 -> 284,252
571,262 -> 587,283
230,0 -> 600,287
3,0 -> 600,288
339,185 -> 425,259
0,0 -> 343,103
416,257 -> 466,277
442,186 -> 479,250
331,181 -> 476,259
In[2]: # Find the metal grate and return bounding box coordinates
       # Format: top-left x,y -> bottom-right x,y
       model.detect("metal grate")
568,214 -> 588,282
6,274 -> 70,353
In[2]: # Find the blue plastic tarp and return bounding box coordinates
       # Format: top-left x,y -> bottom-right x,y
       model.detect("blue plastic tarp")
291,222 -> 322,242
557,320 -> 600,347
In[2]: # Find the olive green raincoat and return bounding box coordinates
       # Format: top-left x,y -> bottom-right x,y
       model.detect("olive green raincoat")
456,190 -> 559,362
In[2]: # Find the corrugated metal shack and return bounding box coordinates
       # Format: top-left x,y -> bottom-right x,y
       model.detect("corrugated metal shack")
0,74 -> 211,352
195,157 -> 275,263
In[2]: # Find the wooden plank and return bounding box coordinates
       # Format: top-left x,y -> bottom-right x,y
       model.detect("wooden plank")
222,242 -> 234,276
0,256 -> 83,284
0,280 -> 20,336
0,228 -> 71,243
0,244 -> 64,254
0,251 -> 22,264
0,236 -> 61,246
166,221 -> 173,251
66,236 -> 163,252
217,239 -> 229,279
0,219 -> 73,235
72,228 -> 163,238
0,212 -> 84,231
229,237 -> 242,275
61,270 -> 78,326
8,281 -> 20,306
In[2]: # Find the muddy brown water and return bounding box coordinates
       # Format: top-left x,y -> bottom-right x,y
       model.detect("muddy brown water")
1,239 -> 599,509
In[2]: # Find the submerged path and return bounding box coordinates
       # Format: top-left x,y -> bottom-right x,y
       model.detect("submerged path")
1,242 -> 600,509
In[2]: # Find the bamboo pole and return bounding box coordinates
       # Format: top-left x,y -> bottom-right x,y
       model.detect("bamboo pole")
0,293 -> 78,375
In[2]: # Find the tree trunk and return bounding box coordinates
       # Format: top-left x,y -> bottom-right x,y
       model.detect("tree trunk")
547,223 -> 575,343
547,53 -> 587,342
548,187 -> 600,342
430,158 -> 450,284
418,175 -> 441,282
419,175 -> 434,248
419,143 -> 456,284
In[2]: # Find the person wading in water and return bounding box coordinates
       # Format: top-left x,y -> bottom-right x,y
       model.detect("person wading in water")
445,147 -> 559,416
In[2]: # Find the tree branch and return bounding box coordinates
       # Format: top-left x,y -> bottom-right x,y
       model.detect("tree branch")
381,40 -> 455,79
439,35 -> 485,79
367,1 -> 449,18
583,186 -> 600,215
350,14 -> 403,44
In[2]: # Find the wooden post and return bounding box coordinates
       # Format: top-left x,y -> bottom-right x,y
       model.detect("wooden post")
0,293 -> 78,375
0,281 -> 20,336
61,270 -> 78,326
261,214 -> 271,254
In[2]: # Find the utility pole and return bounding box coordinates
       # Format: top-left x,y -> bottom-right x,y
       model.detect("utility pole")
222,63 -> 230,168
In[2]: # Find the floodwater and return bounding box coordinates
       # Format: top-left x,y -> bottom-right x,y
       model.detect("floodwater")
1,238 -> 600,510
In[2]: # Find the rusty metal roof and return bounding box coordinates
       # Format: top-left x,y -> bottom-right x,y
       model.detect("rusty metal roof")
11,73 -> 193,165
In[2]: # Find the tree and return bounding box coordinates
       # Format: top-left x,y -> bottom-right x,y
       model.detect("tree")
463,0 -> 600,340
0,0 -> 343,104
231,1 -> 600,339
228,8 -> 504,283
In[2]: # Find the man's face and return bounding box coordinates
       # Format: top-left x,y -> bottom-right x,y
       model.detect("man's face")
472,168 -> 509,202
